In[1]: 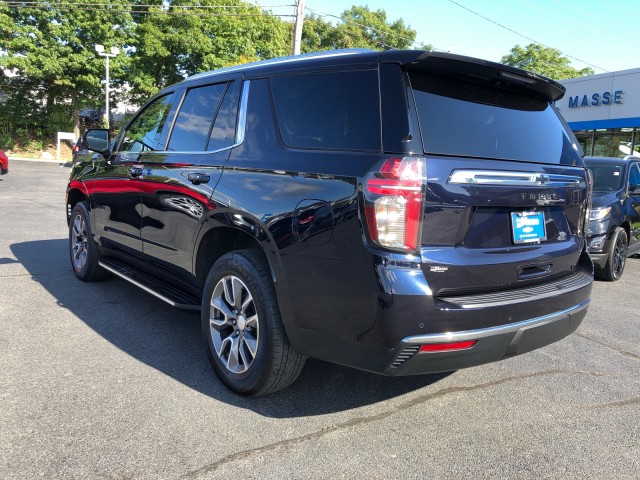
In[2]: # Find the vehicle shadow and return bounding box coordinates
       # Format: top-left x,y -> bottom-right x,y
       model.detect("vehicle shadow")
11,238 -> 451,418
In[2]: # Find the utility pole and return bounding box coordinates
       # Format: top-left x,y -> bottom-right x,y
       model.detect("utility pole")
95,44 -> 120,130
292,0 -> 306,55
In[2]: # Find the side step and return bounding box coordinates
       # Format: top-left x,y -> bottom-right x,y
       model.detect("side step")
99,257 -> 201,311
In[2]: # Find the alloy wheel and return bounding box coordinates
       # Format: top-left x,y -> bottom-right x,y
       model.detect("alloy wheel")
209,275 -> 259,374
71,214 -> 88,271
612,234 -> 626,278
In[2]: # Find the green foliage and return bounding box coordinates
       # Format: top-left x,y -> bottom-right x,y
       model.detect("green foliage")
501,44 -> 595,80
127,0 -> 291,101
301,6 -> 423,53
0,1 -> 427,149
0,134 -> 12,150
27,138 -> 44,151
0,0 -> 134,136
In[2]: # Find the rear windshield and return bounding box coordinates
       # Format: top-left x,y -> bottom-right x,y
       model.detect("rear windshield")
409,70 -> 582,165
585,163 -> 623,191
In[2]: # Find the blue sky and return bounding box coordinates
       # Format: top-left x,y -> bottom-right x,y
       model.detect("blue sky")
259,0 -> 640,74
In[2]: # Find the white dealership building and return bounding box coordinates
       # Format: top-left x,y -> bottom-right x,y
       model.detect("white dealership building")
558,68 -> 640,158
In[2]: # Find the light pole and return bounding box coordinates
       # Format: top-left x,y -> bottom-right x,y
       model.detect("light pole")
292,0 -> 306,55
95,44 -> 119,130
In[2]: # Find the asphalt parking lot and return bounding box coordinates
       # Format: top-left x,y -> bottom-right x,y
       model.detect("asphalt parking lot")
1,159 -> 639,479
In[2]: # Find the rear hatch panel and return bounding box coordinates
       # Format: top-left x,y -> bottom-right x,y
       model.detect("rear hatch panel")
420,156 -> 588,295
401,58 -> 590,300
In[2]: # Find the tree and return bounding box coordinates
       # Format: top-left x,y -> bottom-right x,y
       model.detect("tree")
0,0 -> 134,136
0,0 -> 292,136
301,6 -> 426,53
128,0 -> 291,101
0,1 -> 429,149
301,14 -> 339,53
501,44 -> 594,80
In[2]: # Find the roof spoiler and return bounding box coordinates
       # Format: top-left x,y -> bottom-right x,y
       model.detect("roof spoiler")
381,50 -> 566,102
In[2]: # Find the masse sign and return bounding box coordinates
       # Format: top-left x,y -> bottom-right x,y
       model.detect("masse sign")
568,90 -> 623,108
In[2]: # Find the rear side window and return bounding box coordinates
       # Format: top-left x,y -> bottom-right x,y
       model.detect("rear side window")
271,70 -> 381,151
168,82 -> 228,152
409,70 -> 582,165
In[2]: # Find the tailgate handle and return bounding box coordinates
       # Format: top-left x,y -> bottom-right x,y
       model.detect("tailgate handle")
518,264 -> 552,279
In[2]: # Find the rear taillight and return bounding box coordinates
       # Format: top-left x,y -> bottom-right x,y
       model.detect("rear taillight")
365,157 -> 425,251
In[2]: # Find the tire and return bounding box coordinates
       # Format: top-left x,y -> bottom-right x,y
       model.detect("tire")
201,250 -> 305,395
595,227 -> 628,282
68,201 -> 109,281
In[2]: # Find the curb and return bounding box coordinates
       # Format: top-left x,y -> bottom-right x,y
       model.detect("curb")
9,156 -> 73,167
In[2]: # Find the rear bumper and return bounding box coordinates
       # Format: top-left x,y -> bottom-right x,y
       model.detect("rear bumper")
386,299 -> 588,375
287,296 -> 589,376
285,250 -> 593,376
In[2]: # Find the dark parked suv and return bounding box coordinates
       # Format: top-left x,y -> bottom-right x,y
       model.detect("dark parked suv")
67,50 -> 593,395
584,155 -> 640,281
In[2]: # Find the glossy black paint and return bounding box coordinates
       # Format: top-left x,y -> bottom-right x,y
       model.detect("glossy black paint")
66,50 -> 593,377
584,156 -> 640,268
91,157 -> 144,254
141,153 -> 226,285
418,155 -> 588,295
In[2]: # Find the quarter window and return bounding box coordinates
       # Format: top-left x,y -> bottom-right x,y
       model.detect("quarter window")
168,82 -> 228,152
270,70 -> 381,151
208,81 -> 240,151
629,164 -> 640,188
120,93 -> 174,152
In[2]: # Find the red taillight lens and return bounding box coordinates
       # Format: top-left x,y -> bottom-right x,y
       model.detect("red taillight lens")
365,157 -> 425,251
419,340 -> 477,353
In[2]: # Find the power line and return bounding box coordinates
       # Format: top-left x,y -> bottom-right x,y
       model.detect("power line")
3,2 -> 294,8
1,1 -> 295,17
447,0 -> 609,72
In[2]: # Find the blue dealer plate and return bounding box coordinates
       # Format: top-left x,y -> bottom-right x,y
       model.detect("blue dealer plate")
511,211 -> 547,244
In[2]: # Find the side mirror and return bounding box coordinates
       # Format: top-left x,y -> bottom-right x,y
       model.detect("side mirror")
83,129 -> 110,153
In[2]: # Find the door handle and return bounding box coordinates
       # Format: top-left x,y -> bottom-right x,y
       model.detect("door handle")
129,166 -> 144,178
187,172 -> 211,185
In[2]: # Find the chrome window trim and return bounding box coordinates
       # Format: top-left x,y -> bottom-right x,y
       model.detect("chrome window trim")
235,79 -> 250,145
448,169 -> 586,187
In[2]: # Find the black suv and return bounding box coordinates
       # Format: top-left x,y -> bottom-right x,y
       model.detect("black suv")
584,155 -> 640,281
67,50 -> 593,395
79,108 -> 114,127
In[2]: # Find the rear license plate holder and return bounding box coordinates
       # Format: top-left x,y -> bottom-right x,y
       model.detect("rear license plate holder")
511,210 -> 546,244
